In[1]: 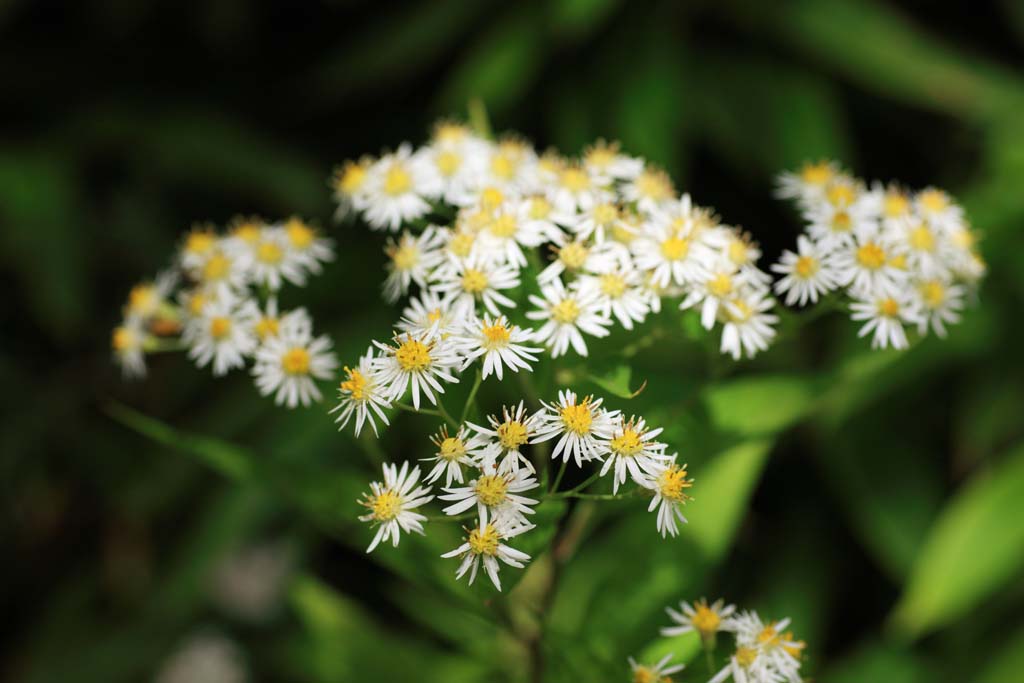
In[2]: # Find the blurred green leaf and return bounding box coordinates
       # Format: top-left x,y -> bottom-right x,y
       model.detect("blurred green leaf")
702,375 -> 817,436
549,0 -> 622,41
976,625 -> 1024,683
890,442 -> 1024,639
587,365 -> 646,400
822,640 -> 932,683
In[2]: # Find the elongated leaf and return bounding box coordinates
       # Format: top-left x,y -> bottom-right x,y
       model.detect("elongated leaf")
587,365 -> 645,400
702,376 -> 817,436
890,443 -> 1024,639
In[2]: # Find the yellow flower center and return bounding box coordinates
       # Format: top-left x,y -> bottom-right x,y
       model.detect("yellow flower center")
436,150 -> 461,176
128,285 -> 157,316
481,321 -> 511,348
185,230 -> 216,255
188,293 -> 207,316
467,524 -> 501,556
232,221 -> 261,243
434,122 -> 468,143
497,421 -> 528,449
560,401 -> 593,434
558,242 -> 589,270
795,255 -> 818,278
286,219 -> 315,249
726,298 -> 752,323
438,436 -> 466,461
489,214 -> 518,238
632,666 -> 657,683
758,625 -> 780,647
474,475 -> 509,507
490,154 -> 515,180
256,240 -> 283,264
909,225 -> 935,252
449,231 -> 475,257
209,316 -> 232,340
461,268 -> 489,293
832,210 -> 852,231
610,428 -> 643,457
657,464 -> 693,502
800,161 -> 833,185
884,191 -> 909,218
951,228 -> 976,250
856,243 -> 887,270
735,646 -> 758,669
919,189 -> 949,213
112,327 -> 136,351
255,316 -> 279,340
826,183 -> 856,207
727,239 -> 750,264
203,253 -> 230,281
480,187 -> 505,211
708,273 -> 734,298
551,299 -> 580,324
281,347 -> 310,375
340,367 -> 366,400
336,161 -> 367,194
691,603 -> 721,635
383,165 -> 412,196
599,273 -> 627,298
390,244 -> 419,271
559,167 -> 590,192
919,280 -> 945,308
661,236 -> 690,260
635,169 -> 673,201
528,197 -> 553,220
592,203 -> 618,225
395,338 -> 432,372
369,490 -> 402,521
877,298 -> 900,317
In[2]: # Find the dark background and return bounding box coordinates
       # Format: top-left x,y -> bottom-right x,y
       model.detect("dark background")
4,1 -> 1024,681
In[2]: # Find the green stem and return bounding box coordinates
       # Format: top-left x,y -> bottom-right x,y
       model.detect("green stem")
468,98 -> 493,139
549,458 -> 568,494
553,491 -> 634,501
559,471 -> 602,497
435,396 -> 459,428
460,370 -> 483,424
427,511 -> 475,523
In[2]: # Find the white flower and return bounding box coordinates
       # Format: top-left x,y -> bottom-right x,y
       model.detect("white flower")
598,415 -> 671,493
281,217 -> 334,275
576,266 -> 650,331
642,456 -> 693,538
372,332 -> 461,410
537,239 -> 625,283
252,324 -> 338,408
893,216 -> 952,280
911,278 -> 965,338
122,270 -> 178,320
728,611 -> 805,683
395,289 -> 459,339
802,200 -> 874,251
363,144 -> 439,231
546,162 -> 611,213
620,166 -> 676,214
662,598 -> 737,640
422,425 -> 489,487
188,244 -> 252,299
520,195 -> 572,246
421,124 -> 489,203
330,347 -> 392,437
112,319 -> 149,379
567,200 -> 624,244
849,293 -> 921,350
531,390 -> 618,467
466,401 -> 541,474
457,315 -> 542,380
382,227 -> 444,303
439,466 -> 539,527
240,225 -> 307,291
440,518 -> 533,591
249,297 -> 312,344
476,138 -> 538,194
183,296 -> 258,376
833,233 -> 908,298
476,201 -> 552,268
582,139 -> 644,181
719,290 -> 779,360
358,461 -> 433,552
430,255 -> 520,318
526,278 -> 612,358
627,654 -> 685,683
680,258 -> 757,331
915,187 -> 963,231
771,235 -> 839,306
331,158 -> 372,221
774,160 -> 840,204
631,216 -> 712,288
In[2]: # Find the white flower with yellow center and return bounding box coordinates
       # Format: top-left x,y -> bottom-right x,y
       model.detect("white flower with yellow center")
358,461 -> 433,553
179,225 -> 220,271
457,315 -> 542,381
520,195 -> 572,246
850,293 -> 920,350
111,319 -> 149,379
895,217 -> 951,280
833,234 -> 907,298
330,347 -> 392,437
242,225 -> 307,291
440,518 -> 533,592
642,456 -> 693,538
803,200 -> 874,251
577,266 -> 650,331
680,259 -> 756,331
598,415 -> 671,493
728,611 -> 805,683
396,289 -> 458,338
331,157 -> 372,220
707,645 -> 772,683
527,278 -> 612,358
189,245 -> 252,299
430,255 -> 520,318
363,144 -> 439,231
662,598 -> 737,640
183,297 -> 258,376
281,217 -> 334,275
382,227 -> 445,303
422,425 -> 489,487
546,162 -> 611,213
372,332 -> 460,410
620,166 -> 676,214
439,467 -> 539,527
477,202 -> 551,268
248,298 -> 312,345
422,128 -> 489,204
582,139 -> 644,181
627,654 -> 685,683
252,324 -> 338,408
911,278 -> 964,338
719,289 -> 779,360
915,186 -> 963,231
531,390 -> 618,467
537,238 -> 625,283
123,270 -> 177,321
631,217 -> 712,289
568,200 -> 625,244
466,401 -> 542,475
771,235 -> 839,306
775,160 -> 840,204
723,230 -> 772,286
476,138 -> 537,194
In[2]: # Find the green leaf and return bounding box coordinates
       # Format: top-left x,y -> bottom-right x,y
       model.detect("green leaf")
680,439 -> 773,562
587,365 -> 646,400
890,442 -> 1024,639
549,0 -> 622,41
821,639 -> 932,683
702,375 -> 817,436
976,626 -> 1024,683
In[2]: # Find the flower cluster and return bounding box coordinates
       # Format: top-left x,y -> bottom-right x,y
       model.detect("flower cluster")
332,122 -> 780,374
628,598 -> 806,683
774,161 -> 985,349
111,217 -> 339,408
357,390 -> 694,590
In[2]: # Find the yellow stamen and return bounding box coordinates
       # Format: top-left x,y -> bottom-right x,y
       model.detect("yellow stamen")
383,165 -> 412,196
856,243 -> 886,270
467,524 -> 501,555
560,399 -> 593,434
340,366 -> 366,400
474,475 -> 508,507
661,236 -> 689,260
551,299 -> 580,324
209,316 -> 231,340
657,463 -> 693,502
461,268 -> 488,293
395,337 -> 432,372
281,347 -> 310,375
794,255 -> 818,278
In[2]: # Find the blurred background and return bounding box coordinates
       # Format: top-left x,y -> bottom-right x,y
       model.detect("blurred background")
4,0 -> 1024,681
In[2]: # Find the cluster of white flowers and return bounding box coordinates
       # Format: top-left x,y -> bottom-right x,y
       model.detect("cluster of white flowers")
628,598 -> 806,683
111,217 -> 339,408
332,122 -> 780,372
774,161 -> 985,349
356,390 -> 695,589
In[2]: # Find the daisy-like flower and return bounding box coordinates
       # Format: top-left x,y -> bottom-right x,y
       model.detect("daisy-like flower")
775,160 -> 840,203
771,235 -> 839,306
730,611 -> 805,683
466,401 -> 541,474
911,278 -> 965,338
531,390 -> 618,467
620,166 -> 676,214
599,415 -> 671,493
547,162 -> 610,213
477,137 -> 538,193
189,245 -> 251,299
643,456 -> 693,538
183,296 -> 258,376
382,227 -> 445,303
476,202 -> 551,268
850,293 -> 921,350
527,278 -> 612,358
372,331 -> 460,410
282,217 -> 334,275
720,290 -> 779,360
179,224 -> 220,271
724,230 -> 772,286
421,425 -> 489,487
396,289 -> 458,339
915,187 -> 963,231
111,319 -> 149,379
422,122 -> 489,204
252,323 -> 338,408
631,217 -> 711,289
244,225 -> 306,291
440,518 -> 533,591
537,239 -> 624,283
568,200 -> 624,244
662,598 -> 737,642
708,645 -> 772,683
358,461 -> 433,552
430,255 -> 520,318
894,216 -> 950,280
833,233 -> 908,298
249,297 -> 312,345
330,347 -> 392,437
627,654 -> 685,683
582,139 -> 644,181
520,195 -> 571,246
363,144 -> 439,231
680,258 -> 753,331
331,157 -> 372,221
803,199 -> 874,250
439,467 -> 539,527
577,266 -> 650,330
457,315 -> 542,380
123,270 -> 178,321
